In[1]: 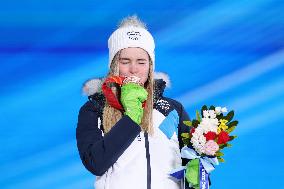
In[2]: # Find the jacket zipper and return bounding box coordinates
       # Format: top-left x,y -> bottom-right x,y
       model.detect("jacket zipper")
144,132 -> 151,189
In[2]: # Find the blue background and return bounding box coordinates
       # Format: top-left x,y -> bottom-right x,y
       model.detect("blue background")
0,0 -> 284,188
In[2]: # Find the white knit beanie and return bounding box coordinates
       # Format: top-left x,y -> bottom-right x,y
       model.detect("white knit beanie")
108,26 -> 155,69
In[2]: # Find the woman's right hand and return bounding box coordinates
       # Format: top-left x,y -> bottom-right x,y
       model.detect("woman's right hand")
120,83 -> 148,125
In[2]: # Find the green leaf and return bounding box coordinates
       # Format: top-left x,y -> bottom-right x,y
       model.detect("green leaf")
196,110 -> 201,122
215,151 -> 224,157
227,126 -> 236,133
216,113 -> 224,120
182,138 -> 190,145
201,105 -> 208,116
181,133 -> 190,139
183,121 -> 192,126
229,135 -> 237,141
217,157 -> 225,163
202,105 -> 208,111
192,120 -> 200,127
181,133 -> 190,145
219,146 -> 225,150
209,105 -> 215,110
225,111 -> 234,122
226,143 -> 233,147
227,120 -> 239,127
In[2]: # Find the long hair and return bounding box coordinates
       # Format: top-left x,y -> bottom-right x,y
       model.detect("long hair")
102,51 -> 154,134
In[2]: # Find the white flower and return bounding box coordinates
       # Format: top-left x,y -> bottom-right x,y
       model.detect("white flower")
208,110 -> 217,119
215,106 -> 228,115
191,128 -> 206,154
199,117 -> 219,133
221,107 -> 228,113
194,127 -> 204,134
203,110 -> 210,118
203,110 -> 217,119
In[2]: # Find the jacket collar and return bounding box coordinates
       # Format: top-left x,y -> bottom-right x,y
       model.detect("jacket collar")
82,72 -> 170,100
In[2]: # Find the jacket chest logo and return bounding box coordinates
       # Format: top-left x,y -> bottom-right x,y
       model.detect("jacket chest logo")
137,134 -> 142,141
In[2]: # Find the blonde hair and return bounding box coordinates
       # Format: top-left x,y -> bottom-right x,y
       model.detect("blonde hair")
102,51 -> 154,134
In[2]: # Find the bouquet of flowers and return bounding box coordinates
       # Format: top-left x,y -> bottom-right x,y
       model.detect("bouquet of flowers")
170,105 -> 238,189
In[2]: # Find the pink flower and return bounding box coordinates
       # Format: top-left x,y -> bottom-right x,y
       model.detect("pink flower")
204,140 -> 219,156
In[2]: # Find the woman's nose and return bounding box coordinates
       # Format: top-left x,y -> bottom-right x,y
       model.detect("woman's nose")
129,63 -> 138,74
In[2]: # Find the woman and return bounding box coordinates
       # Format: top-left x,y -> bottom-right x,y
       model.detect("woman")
76,15 -> 191,189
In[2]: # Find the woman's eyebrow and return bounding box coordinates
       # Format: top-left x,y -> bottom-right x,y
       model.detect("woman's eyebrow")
119,58 -> 131,61
137,58 -> 147,61
119,58 -> 147,61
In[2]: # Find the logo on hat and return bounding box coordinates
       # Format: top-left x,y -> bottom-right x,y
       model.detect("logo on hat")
127,31 -> 141,40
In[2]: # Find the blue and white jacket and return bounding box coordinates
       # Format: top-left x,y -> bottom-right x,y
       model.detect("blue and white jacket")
76,76 -> 190,189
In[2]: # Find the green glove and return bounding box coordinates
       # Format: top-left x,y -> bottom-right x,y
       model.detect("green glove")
186,159 -> 200,189
120,83 -> 148,125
